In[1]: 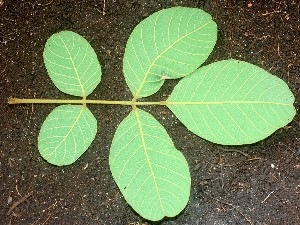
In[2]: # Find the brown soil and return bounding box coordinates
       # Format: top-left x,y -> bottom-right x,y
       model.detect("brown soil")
1,0 -> 299,224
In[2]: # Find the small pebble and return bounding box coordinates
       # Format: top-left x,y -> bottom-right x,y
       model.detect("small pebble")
8,196 -> 12,204
271,164 -> 275,169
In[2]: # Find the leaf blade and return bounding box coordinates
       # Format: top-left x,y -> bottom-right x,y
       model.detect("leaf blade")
43,31 -> 101,97
123,7 -> 217,98
109,109 -> 191,221
167,60 -> 295,145
38,105 -> 97,166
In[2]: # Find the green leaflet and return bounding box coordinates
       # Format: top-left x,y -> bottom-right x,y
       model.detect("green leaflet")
109,109 -> 191,221
38,105 -> 97,166
43,31 -> 101,97
123,7 -> 217,99
167,60 -> 296,145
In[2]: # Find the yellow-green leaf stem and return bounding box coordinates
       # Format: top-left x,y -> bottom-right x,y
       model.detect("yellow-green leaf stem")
8,97 -> 167,106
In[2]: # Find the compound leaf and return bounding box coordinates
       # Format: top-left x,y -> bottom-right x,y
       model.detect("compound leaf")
123,7 -> 217,99
43,31 -> 101,97
38,105 -> 97,166
168,60 -> 296,145
109,108 -> 191,221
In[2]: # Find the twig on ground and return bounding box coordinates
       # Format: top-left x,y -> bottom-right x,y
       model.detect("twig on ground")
15,184 -> 21,197
287,63 -> 293,84
6,192 -> 33,215
223,157 -> 261,167
243,32 -> 273,40
102,0 -> 106,15
96,0 -> 106,15
31,200 -> 58,225
277,42 -> 283,60
261,10 -> 281,16
41,213 -> 52,225
98,0 -> 106,16
261,191 -> 274,203
44,0 -> 54,6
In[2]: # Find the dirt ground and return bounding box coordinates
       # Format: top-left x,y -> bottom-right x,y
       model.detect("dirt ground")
1,0 -> 299,224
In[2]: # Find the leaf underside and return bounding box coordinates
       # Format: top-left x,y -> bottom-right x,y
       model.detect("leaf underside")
38,105 -> 97,166
109,109 -> 191,221
43,31 -> 101,97
123,7 -> 217,98
168,60 -> 296,145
